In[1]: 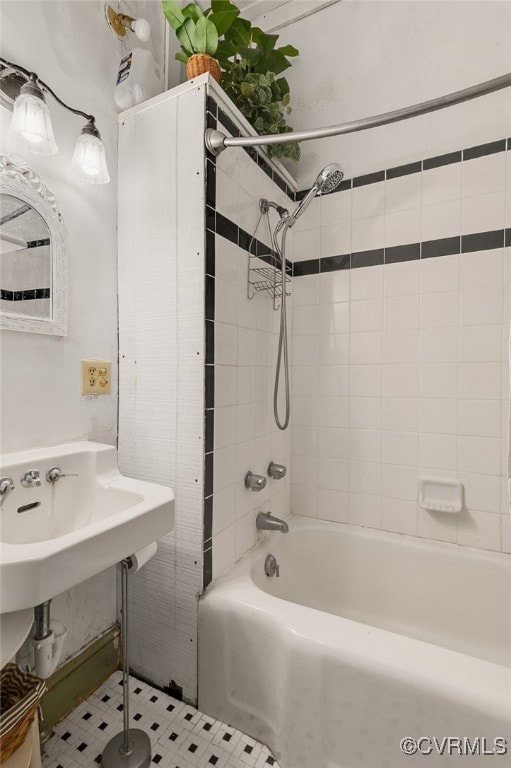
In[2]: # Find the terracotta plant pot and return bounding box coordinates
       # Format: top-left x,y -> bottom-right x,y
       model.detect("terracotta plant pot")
186,53 -> 221,83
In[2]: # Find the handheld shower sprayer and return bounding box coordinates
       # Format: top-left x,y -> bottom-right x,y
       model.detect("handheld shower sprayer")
286,164 -> 344,227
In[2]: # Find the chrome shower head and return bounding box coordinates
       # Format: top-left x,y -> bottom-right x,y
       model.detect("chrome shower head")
287,163 -> 344,227
316,163 -> 344,194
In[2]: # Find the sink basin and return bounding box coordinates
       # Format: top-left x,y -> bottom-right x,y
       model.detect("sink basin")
0,441 -> 174,612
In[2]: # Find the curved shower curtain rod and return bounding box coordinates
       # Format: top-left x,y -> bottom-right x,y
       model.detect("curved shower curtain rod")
205,72 -> 511,156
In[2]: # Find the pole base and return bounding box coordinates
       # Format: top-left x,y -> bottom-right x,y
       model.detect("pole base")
101,729 -> 151,768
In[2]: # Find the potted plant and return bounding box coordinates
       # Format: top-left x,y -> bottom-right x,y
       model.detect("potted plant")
162,0 -> 240,83
215,17 -> 300,160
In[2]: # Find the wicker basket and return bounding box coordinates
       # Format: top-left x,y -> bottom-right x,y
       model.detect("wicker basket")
186,54 -> 221,83
0,665 -> 46,765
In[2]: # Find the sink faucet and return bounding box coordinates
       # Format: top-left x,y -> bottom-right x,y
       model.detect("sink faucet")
256,510 -> 289,533
0,477 -> 15,496
21,469 -> 41,488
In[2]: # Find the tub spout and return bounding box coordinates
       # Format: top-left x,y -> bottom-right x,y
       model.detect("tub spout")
256,511 -> 289,533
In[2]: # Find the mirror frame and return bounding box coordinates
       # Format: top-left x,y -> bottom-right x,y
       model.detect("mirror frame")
0,154 -> 67,335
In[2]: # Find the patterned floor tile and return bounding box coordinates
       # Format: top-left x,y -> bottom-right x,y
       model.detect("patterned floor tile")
42,674 -> 279,768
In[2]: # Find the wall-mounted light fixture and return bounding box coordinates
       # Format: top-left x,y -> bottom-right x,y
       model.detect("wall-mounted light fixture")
105,4 -> 151,41
0,58 -> 110,185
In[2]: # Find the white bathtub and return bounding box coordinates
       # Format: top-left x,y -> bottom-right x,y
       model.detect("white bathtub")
199,517 -> 511,768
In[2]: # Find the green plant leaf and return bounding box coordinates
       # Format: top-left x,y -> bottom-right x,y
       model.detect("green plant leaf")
275,77 -> 290,96
211,0 -> 237,11
162,0 -> 185,30
194,16 -> 218,55
175,51 -> 189,63
215,39 -> 238,61
266,50 -> 291,74
209,8 -> 239,35
225,17 -> 252,48
176,17 -> 196,54
277,44 -> 299,57
182,2 -> 203,21
252,27 -> 278,58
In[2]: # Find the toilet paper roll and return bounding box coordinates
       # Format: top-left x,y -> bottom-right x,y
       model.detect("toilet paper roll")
128,541 -> 157,573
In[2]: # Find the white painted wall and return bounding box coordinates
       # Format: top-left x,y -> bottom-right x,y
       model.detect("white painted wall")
0,0 -> 165,665
279,0 -> 511,186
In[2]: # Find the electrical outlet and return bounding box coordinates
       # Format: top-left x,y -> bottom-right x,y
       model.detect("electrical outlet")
81,359 -> 112,395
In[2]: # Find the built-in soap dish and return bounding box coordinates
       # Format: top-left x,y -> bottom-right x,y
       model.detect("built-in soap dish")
419,478 -> 463,513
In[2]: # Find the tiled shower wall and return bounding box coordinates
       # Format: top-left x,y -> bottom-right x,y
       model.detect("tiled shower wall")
204,85 -> 295,582
291,139 -> 511,553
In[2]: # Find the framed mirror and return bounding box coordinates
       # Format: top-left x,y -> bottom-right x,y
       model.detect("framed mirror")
0,154 -> 66,335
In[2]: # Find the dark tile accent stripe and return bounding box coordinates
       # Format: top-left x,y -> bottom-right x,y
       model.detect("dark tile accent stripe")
206,161 -> 216,208
206,95 -> 217,118
339,178 -> 352,191
205,321 -> 214,364
205,276 -> 215,321
461,229 -> 504,253
505,228 -> 511,247
205,365 -> 214,410
320,254 -> 350,273
1,288 -> 50,301
385,243 -> 420,263
206,205 -> 215,232
205,409 -> 214,454
423,150 -> 462,170
204,494 -> 213,544
215,212 -> 238,243
203,547 -> 212,589
206,230 -> 215,276
507,138 -> 511,150
204,453 -> 213,499
293,258 -> 320,277
463,139 -> 506,160
353,170 -> 385,188
421,236 -> 460,259
26,238 -> 50,248
351,249 -> 384,268
386,161 -> 422,180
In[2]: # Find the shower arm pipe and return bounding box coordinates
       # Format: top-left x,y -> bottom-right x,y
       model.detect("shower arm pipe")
205,72 -> 511,155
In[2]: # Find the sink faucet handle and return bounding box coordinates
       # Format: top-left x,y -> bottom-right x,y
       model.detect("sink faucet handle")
268,462 -> 287,480
0,477 -> 15,496
21,469 -> 41,488
46,466 -> 79,483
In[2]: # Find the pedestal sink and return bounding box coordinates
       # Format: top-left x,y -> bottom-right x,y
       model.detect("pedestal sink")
0,441 -> 174,613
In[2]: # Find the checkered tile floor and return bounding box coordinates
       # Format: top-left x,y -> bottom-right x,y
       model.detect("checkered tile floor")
42,672 -> 279,768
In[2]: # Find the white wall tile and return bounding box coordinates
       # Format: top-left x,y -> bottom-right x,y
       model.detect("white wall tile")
350,397 -> 382,429
215,322 -> 237,365
383,329 -> 419,364
291,484 -> 318,517
381,498 -> 418,536
461,250 -> 503,288
460,286 -> 503,326
385,294 -> 419,329
460,471 -> 501,514
459,325 -> 502,362
418,507 -> 457,543
292,366 -> 319,396
321,222 -> 351,258
384,259 -> 420,296
319,365 -> 350,397
292,425 -> 318,456
214,445 -> 236,491
351,331 -> 383,364
458,362 -> 502,399
319,270 -> 350,304
385,173 -> 421,213
461,190 -> 506,235
421,198 -> 461,240
459,399 -> 502,437
351,297 -> 383,332
459,436 -> 502,475
352,215 -> 385,252
318,396 -> 350,428
382,431 -> 418,467
349,429 -> 382,463
501,513 -> 511,553
420,254 -> 460,293
383,364 -> 418,398
349,461 -> 382,495
352,182 -> 385,219
457,509 -> 501,551
420,291 -> 459,328
212,484 -> 236,536
420,327 -> 458,362
383,397 -> 418,431
350,265 -> 383,300
419,363 -> 457,399
382,464 -> 418,500
350,364 -> 383,397
293,274 -> 319,306
215,365 -> 237,407
294,228 -> 321,262
462,153 -> 507,198
321,189 -> 351,226
212,525 -> 235,579
214,406 -> 237,450
293,304 -> 319,336
318,458 -> 350,491
421,163 -> 462,205
319,333 -> 350,365
418,433 -> 457,471
349,492 -> 381,528
385,208 -> 421,248
419,398 -> 458,434
319,302 -> 350,334
317,488 -> 349,523
235,511 -> 255,560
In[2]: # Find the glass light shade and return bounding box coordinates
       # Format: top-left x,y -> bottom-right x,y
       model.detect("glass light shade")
71,132 -> 110,185
8,91 -> 58,156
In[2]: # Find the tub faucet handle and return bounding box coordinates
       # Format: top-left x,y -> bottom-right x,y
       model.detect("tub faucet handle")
21,469 -> 41,488
0,477 -> 15,496
46,466 -> 79,484
245,471 -> 267,492
268,462 -> 286,480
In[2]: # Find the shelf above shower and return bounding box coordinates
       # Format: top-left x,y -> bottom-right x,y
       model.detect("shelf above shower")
247,254 -> 291,309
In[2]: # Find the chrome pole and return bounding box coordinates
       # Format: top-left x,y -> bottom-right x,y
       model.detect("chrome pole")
205,72 -> 511,155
